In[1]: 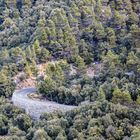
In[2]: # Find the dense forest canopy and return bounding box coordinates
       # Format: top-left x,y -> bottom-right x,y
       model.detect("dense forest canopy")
0,0 -> 140,139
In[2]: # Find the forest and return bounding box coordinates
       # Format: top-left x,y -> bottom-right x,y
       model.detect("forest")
0,0 -> 140,139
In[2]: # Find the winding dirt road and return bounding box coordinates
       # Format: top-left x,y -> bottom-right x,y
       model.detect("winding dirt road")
12,88 -> 77,119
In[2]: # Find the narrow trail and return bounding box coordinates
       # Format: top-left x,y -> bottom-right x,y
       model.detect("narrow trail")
12,88 -> 77,119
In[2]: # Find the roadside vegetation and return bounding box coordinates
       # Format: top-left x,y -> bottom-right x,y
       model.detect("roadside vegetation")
0,0 -> 140,139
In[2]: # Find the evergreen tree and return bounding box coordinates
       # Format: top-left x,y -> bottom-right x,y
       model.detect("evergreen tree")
106,28 -> 116,46
39,48 -> 51,63
0,71 -> 15,97
25,61 -> 32,77
30,59 -> 37,76
97,86 -> 106,101
75,55 -> 86,70
136,96 -> 140,105
38,76 -> 56,98
25,46 -> 32,60
112,87 -> 131,103
33,40 -> 41,58
40,30 -> 48,45
23,0 -> 31,6
31,45 -> 36,60
127,51 -> 138,71
0,49 -> 9,64
33,129 -> 51,140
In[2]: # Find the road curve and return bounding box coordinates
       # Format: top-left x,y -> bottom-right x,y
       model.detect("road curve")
12,87 -> 77,119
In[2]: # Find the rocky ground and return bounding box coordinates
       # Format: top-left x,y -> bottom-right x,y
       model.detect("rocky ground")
12,62 -> 102,119
14,62 -> 101,90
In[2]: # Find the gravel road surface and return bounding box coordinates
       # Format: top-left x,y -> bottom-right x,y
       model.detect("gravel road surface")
12,88 -> 77,119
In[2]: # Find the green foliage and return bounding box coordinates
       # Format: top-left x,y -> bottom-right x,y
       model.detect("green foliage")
33,40 -> 41,58
0,115 -> 8,135
24,61 -> 32,77
0,0 -> 140,139
103,50 -> 119,67
131,127 -> 140,140
75,55 -> 86,70
39,48 -> 51,63
112,87 -> 132,103
97,86 -> 106,101
14,114 -> 32,132
0,71 -> 15,98
32,129 -> 51,140
127,51 -> 138,66
46,63 -> 65,84
38,76 -> 57,98
136,96 -> 140,105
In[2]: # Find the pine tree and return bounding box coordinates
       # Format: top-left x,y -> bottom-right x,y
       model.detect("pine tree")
5,0 -> 16,7
112,87 -> 122,103
0,49 -> 9,64
131,127 -> 140,140
31,45 -> 36,60
0,72 -> 7,84
95,0 -> 102,15
39,48 -> 51,63
75,55 -> 86,70
122,90 -> 132,102
97,86 -> 106,101
94,22 -> 106,39
112,87 -> 131,103
103,50 -> 119,67
33,129 -> 51,140
33,40 -> 41,57
40,30 -> 48,45
106,28 -> 116,46
38,76 -> 56,98
31,59 -> 37,76
127,51 -> 138,66
136,96 -> 140,105
25,61 -> 32,77
38,18 -> 46,27
130,24 -> 140,49
0,71 -> 15,97
23,0 -> 31,6
25,46 -> 32,59
113,10 -> 125,28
